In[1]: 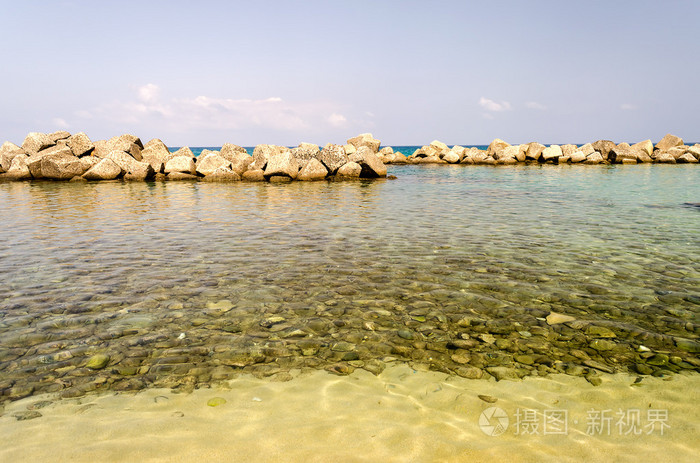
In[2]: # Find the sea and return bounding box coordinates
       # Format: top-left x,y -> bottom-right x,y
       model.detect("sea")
0,151 -> 698,461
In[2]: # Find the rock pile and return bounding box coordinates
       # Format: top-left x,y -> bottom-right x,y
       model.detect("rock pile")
392,134 -> 699,165
0,132 -> 388,182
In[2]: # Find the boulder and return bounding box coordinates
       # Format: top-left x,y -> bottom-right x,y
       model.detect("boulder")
291,143 -> 319,166
525,142 -> 546,161
242,169 -> 265,182
429,140 -> 449,152
379,147 -> 394,156
443,150 -> 460,164
677,153 -> 698,164
495,145 -> 519,161
687,145 -> 700,160
317,144 -> 349,174
165,156 -> 197,175
123,161 -> 155,181
252,144 -> 285,169
632,140 -> 653,157
542,145 -> 563,162
609,145 -> 639,163
515,145 -> 527,162
107,134 -> 143,160
48,131 -> 71,143
347,133 -> 381,153
230,156 -> 254,176
24,145 -> 73,178
561,144 -> 578,157
297,159 -> 328,181
578,143 -> 595,156
21,132 -> 54,155
166,172 -> 198,180
591,140 -> 616,160
665,146 -> 688,160
107,150 -> 141,174
220,143 -> 248,161
570,151 -> 586,163
83,158 -> 122,180
336,161 -> 362,178
347,146 -> 387,177
201,166 -> 241,182
141,139 -> 170,172
487,139 -> 510,158
196,152 -> 231,176
40,152 -> 87,179
0,141 -> 22,172
4,154 -> 32,180
344,144 -> 356,156
66,132 -> 94,157
584,152 -> 605,164
655,152 -> 676,164
655,133 -> 683,152
164,146 -> 194,164
263,151 -> 299,179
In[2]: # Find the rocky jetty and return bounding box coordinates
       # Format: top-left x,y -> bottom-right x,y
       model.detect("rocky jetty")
0,132 -> 388,182
386,133 -> 700,165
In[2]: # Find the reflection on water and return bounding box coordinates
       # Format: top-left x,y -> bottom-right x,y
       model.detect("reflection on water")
0,165 -> 698,402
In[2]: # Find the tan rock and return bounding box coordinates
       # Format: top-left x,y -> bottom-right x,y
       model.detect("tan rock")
430,140 -> 449,152
291,142 -> 319,166
66,132 -> 94,157
196,152 -> 231,176
584,152 -> 605,164
166,172 -> 198,180
570,151 -> 586,163
21,132 -> 54,155
666,146 -> 688,160
318,144 -> 349,174
297,159 -> 328,181
487,139 -> 510,158
347,146 -> 387,177
578,143 -> 595,156
561,144 -> 578,157
343,144 -> 356,156
542,145 -> 563,162
201,166 -> 241,182
141,139 -> 170,172
219,143 -> 247,160
252,144 -> 285,169
443,150 -> 460,164
677,153 -> 698,163
379,146 -> 394,156
242,169 -> 265,182
164,156 -> 196,175
655,152 -> 676,164
123,161 -> 155,181
40,152 -> 87,180
655,133 -> 683,151
525,142 -> 546,161
107,134 -> 143,160
83,158 -> 122,180
347,133 -> 381,152
546,312 -> 576,325
48,131 -> 71,143
591,140 -> 616,160
264,151 -> 299,179
336,161 -> 362,178
4,154 -> 32,179
632,140 -> 653,156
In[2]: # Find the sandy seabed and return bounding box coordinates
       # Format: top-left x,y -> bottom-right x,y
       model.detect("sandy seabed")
0,365 -> 697,463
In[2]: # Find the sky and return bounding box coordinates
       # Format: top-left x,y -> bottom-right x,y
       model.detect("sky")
1,0 -> 698,147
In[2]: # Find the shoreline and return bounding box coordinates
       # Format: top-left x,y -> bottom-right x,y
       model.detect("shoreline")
1,364 -> 697,462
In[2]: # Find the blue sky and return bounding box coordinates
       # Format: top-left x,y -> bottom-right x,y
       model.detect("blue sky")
1,0 -> 698,146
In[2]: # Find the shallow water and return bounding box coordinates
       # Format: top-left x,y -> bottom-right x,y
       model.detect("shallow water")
0,164 -> 698,403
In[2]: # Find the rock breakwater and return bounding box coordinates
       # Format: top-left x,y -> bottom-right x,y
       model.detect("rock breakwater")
0,132 -> 387,182
385,133 -> 700,165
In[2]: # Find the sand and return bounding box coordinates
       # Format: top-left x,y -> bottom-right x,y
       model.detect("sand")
0,366 -> 697,462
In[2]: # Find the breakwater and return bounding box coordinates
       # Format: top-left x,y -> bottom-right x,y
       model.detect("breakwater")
1,132 -> 698,185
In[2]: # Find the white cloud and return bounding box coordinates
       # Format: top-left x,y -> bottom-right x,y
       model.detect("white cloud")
620,103 -> 638,111
77,85 -> 351,135
52,117 -> 70,128
328,113 -> 348,127
525,101 -> 547,110
479,97 -> 512,112
137,83 -> 160,103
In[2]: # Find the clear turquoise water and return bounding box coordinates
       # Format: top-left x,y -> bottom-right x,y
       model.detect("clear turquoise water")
0,163 -> 698,402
